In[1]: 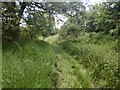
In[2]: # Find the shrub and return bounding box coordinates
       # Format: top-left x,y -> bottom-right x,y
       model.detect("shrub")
58,24 -> 83,39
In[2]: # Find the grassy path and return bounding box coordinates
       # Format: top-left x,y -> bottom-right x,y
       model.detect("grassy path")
3,39 -> 94,88
3,34 -> 118,88
44,34 -> 59,44
45,35 -> 94,88
53,47 -> 94,88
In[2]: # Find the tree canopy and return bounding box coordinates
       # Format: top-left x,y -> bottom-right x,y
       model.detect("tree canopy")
2,1 -> 120,41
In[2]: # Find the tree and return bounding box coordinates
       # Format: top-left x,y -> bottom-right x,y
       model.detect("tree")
2,2 -> 31,40
26,11 -> 55,38
2,1 -> 86,41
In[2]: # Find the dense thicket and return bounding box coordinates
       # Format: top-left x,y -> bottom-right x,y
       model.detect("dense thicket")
2,2 -> 85,41
2,2 -> 119,41
59,2 -> 120,39
2,2 -> 31,41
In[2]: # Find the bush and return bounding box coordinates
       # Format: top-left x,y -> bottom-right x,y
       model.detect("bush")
58,24 -> 83,39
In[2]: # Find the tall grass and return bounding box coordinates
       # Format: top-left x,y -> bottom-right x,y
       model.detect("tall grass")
2,40 -> 55,88
58,32 -> 118,88
2,32 -> 118,88
51,46 -> 94,88
3,38 -> 95,88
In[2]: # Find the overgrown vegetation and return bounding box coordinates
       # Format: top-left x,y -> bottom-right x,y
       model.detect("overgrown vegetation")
57,32 -> 119,88
2,1 -> 119,88
3,40 -> 55,88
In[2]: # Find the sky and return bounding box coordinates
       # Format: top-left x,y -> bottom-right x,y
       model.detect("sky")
54,14 -> 68,29
87,0 -> 104,5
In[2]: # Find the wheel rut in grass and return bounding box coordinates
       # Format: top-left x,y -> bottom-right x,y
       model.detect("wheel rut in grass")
44,36 -> 94,88
49,45 -> 94,88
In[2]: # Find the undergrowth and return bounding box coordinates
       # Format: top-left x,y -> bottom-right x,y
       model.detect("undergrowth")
58,32 -> 119,88
2,32 -> 119,88
2,40 -> 55,88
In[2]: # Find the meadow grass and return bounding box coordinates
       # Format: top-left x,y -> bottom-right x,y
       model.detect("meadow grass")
3,39 -> 94,88
51,45 -> 94,88
2,40 -> 55,88
2,32 -> 118,88
58,32 -> 118,88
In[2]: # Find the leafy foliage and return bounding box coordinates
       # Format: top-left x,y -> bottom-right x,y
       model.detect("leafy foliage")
58,33 -> 118,88
58,24 -> 83,39
2,1 -> 119,88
